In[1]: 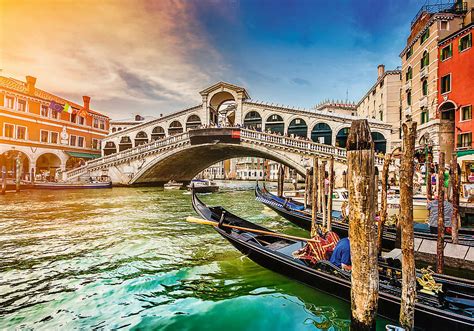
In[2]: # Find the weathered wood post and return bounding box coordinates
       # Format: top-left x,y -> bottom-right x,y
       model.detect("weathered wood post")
304,168 -> 311,209
451,153 -> 459,244
321,160 -> 327,227
399,120 -> 417,330
327,156 -> 334,231
15,157 -> 21,193
311,156 -> 319,237
378,153 -> 391,254
374,167 -> 379,213
342,170 -> 347,189
277,164 -> 284,197
347,120 -> 378,330
1,166 -> 6,195
437,152 -> 445,274
426,152 -> 432,200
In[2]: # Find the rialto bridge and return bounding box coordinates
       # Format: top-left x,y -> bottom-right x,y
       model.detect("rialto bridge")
63,82 -> 394,185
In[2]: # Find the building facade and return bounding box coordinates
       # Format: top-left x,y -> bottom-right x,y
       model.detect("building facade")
313,100 -> 357,117
438,22 -> 474,180
400,2 -> 470,162
110,115 -> 157,134
357,65 -> 402,149
0,75 -> 110,180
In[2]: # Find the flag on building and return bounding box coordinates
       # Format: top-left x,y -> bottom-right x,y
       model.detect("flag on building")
63,103 -> 74,114
49,100 -> 63,112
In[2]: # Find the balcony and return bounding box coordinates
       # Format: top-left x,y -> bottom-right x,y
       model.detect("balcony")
411,1 -> 467,26
404,81 -> 412,91
419,96 -> 428,108
404,106 -> 412,117
420,67 -> 429,79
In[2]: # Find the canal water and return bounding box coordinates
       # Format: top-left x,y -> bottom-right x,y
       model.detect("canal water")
0,183 -> 391,330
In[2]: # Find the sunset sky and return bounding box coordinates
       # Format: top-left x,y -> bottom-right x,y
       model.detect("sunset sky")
1,0 -> 425,119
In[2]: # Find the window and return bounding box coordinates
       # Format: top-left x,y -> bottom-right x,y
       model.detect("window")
422,80 -> 428,96
77,116 -> 85,125
421,51 -> 429,68
93,118 -> 99,128
92,139 -> 100,150
17,99 -> 26,112
441,44 -> 452,60
407,91 -> 412,106
70,135 -> 77,146
77,136 -> 84,148
99,120 -> 105,130
441,74 -> 451,94
50,132 -> 59,144
462,105 -> 472,121
4,123 -> 14,138
406,46 -> 413,59
458,132 -> 472,148
40,130 -> 49,143
440,20 -> 448,30
5,96 -> 14,109
421,111 -> 429,124
459,33 -> 472,52
70,113 -> 77,123
420,29 -> 429,44
41,105 -> 49,117
16,126 -> 26,140
406,66 -> 412,81
379,111 -> 383,121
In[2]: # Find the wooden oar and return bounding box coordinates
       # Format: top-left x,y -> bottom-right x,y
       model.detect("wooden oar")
186,216 -> 320,243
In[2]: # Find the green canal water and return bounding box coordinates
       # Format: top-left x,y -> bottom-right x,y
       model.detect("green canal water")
0,184 -> 391,330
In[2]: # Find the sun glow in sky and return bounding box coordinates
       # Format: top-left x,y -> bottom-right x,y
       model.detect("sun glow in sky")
1,0 -> 425,119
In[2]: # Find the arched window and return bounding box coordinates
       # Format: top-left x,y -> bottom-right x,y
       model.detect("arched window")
422,80 -> 428,96
186,115 -> 201,131
134,131 -> 148,147
421,51 -> 429,68
439,101 -> 455,121
104,141 -> 117,156
119,136 -> 132,151
311,123 -> 332,145
168,121 -> 183,136
371,132 -> 386,154
288,118 -> 307,138
265,114 -> 284,134
406,66 -> 412,81
336,128 -> 350,148
243,111 -> 262,130
407,91 -> 412,106
112,127 -> 117,133
151,126 -> 165,141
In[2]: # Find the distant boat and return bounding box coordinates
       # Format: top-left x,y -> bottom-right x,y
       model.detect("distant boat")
164,180 -> 184,190
188,179 -> 219,193
32,181 -> 111,190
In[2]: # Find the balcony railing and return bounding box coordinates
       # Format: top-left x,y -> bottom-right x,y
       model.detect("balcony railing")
404,81 -> 412,91
419,96 -> 428,108
420,67 -> 428,79
412,1 -> 467,26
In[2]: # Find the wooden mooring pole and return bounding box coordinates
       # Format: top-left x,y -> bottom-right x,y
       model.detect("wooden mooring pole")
320,160 -> 327,228
277,164 -> 284,197
399,120 -> 417,330
437,152 -> 445,274
378,153 -> 391,254
347,120 -> 378,330
327,156 -> 334,231
451,153 -> 459,244
304,168 -> 311,209
426,152 -> 432,200
311,156 -> 319,237
15,157 -> 21,193
1,166 -> 6,195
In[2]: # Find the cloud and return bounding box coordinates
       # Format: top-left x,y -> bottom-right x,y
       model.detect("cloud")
0,0 -> 225,117
291,78 -> 311,86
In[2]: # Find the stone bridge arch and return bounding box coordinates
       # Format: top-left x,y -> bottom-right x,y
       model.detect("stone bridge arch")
130,142 -> 306,185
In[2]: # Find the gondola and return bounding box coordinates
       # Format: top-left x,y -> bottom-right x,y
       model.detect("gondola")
191,191 -> 474,330
255,183 -> 474,249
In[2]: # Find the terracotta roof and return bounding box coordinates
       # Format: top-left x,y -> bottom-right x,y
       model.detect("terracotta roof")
0,76 -> 109,119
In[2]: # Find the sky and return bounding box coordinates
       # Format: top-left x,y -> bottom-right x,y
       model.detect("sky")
0,0 -> 427,119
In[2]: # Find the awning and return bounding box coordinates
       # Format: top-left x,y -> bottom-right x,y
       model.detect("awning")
457,150 -> 474,158
66,152 -> 101,159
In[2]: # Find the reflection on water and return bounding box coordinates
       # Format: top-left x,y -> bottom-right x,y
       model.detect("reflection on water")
0,185 -> 388,330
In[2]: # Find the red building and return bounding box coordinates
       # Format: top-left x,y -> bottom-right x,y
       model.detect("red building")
438,23 -> 474,181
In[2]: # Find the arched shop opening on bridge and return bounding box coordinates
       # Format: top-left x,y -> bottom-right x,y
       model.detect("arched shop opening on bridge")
104,141 -> 117,156
151,126 -> 166,141
209,91 -> 236,126
0,150 -> 30,179
335,127 -> 350,148
36,153 -> 61,181
372,132 -> 387,154
119,136 -> 133,151
265,114 -> 285,134
288,118 -> 308,138
186,115 -> 202,130
168,121 -> 183,136
311,123 -> 332,145
243,111 -> 262,131
135,131 -> 148,147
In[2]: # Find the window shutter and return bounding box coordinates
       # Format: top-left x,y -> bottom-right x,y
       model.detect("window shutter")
469,33 -> 472,48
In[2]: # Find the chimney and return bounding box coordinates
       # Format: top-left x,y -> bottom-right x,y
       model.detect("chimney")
377,65 -> 385,78
82,96 -> 91,111
26,76 -> 36,95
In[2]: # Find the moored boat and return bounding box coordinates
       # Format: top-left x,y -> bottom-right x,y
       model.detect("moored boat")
191,191 -> 474,330
32,177 -> 111,189
187,179 -> 219,193
164,180 -> 184,190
